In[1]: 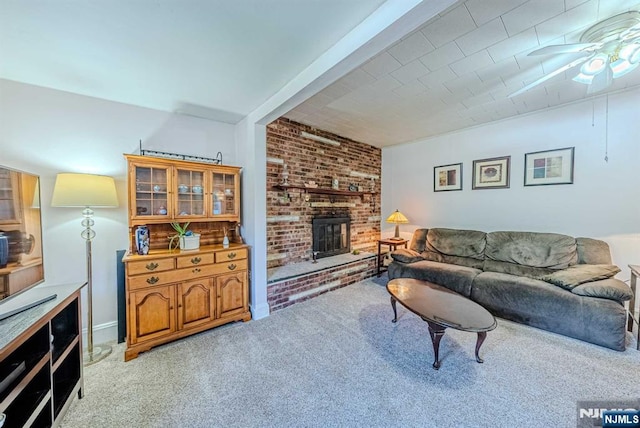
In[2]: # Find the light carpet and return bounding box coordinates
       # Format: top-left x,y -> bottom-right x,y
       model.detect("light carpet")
60,276 -> 640,428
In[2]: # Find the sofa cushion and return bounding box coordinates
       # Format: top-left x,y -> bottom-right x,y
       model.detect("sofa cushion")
470,271 -> 627,351
421,228 -> 486,269
571,278 -> 633,302
540,264 -> 621,290
387,260 -> 481,297
485,231 -> 577,269
576,237 -> 613,265
390,249 -> 424,264
409,228 -> 428,253
483,259 -> 554,279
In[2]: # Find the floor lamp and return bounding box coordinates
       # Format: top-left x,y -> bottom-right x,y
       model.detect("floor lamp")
52,173 -> 118,365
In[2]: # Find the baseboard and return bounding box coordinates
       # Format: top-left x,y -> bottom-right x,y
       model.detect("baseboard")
82,320 -> 118,347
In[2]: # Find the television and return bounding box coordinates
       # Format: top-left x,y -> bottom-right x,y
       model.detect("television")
0,165 -> 44,304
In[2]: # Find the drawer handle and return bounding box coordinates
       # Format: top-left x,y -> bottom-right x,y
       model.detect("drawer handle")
146,276 -> 159,285
228,263 -> 236,271
191,257 -> 201,265
193,268 -> 201,273
227,252 -> 236,259
146,262 -> 159,271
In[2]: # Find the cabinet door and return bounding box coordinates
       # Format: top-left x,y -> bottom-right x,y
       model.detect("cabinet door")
209,171 -> 240,221
0,169 -> 22,225
174,167 -> 207,219
129,161 -> 172,221
216,271 -> 247,318
177,279 -> 215,330
129,286 -> 176,344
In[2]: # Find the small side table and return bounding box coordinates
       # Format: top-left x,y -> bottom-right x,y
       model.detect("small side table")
377,238 -> 408,277
628,264 -> 639,350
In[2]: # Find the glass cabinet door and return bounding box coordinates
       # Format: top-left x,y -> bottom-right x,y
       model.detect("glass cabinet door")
211,172 -> 238,218
132,163 -> 170,220
175,168 -> 206,218
0,169 -> 21,224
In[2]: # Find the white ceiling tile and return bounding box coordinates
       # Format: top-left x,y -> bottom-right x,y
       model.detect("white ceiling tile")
456,18 -> 508,56
450,50 -> 494,76
501,0 -> 566,37
565,0 -> 590,10
389,59 -> 430,84
369,75 -> 403,92
597,1 -> 640,21
419,41 -> 465,71
319,82 -> 353,100
392,79 -> 428,98
468,77 -> 505,96
487,27 -> 538,63
462,92 -> 495,108
476,56 -> 520,82
362,52 -> 402,78
387,31 -> 435,65
465,0 -> 529,26
418,66 -> 458,88
420,4 -> 476,48
339,69 -> 377,90
304,92 -> 334,108
534,0 -> 598,45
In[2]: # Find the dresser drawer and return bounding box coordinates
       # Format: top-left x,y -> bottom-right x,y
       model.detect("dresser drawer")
215,248 -> 247,263
176,253 -> 214,269
128,264 -> 219,291
211,259 -> 248,275
128,258 -> 175,275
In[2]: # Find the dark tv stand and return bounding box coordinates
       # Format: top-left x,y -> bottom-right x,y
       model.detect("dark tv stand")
0,293 -> 57,322
0,283 -> 84,426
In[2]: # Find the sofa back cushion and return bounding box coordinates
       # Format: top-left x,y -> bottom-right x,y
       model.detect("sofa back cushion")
576,237 -> 613,264
421,228 -> 486,269
409,228 -> 428,253
484,231 -> 577,278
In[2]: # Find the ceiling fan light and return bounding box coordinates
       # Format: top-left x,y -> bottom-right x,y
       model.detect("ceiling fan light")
611,59 -> 639,78
573,72 -> 594,84
581,55 -> 608,75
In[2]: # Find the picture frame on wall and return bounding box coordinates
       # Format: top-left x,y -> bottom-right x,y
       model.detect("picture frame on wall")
472,156 -> 510,190
524,147 -> 575,186
434,163 -> 462,192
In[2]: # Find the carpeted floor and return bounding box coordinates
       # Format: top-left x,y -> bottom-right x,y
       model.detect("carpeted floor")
60,276 -> 640,428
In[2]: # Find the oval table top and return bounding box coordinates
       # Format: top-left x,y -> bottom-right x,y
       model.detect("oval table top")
387,278 -> 497,332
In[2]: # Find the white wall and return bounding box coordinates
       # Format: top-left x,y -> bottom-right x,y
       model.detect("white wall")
0,79 -> 237,343
382,87 -> 640,281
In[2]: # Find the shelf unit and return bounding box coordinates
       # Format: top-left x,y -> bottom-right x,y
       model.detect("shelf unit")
0,284 -> 83,427
273,184 -> 376,198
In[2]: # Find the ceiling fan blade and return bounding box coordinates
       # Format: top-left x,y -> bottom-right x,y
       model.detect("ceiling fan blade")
587,60 -> 613,94
508,56 -> 592,97
528,43 -> 600,56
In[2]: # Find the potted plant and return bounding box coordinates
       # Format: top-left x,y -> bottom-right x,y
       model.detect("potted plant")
169,222 -> 200,250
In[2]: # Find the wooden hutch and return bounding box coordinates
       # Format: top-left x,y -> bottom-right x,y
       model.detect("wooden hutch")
122,155 -> 250,361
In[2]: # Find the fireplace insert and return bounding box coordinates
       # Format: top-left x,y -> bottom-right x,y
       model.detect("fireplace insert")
312,216 -> 350,258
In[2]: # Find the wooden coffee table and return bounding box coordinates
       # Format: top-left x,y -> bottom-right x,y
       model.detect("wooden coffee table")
387,278 -> 497,369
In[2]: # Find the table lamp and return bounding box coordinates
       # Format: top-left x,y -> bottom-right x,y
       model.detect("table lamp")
52,173 -> 118,365
386,209 -> 409,240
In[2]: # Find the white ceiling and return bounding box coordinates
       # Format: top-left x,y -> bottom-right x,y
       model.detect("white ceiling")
0,0 -> 387,123
286,0 -> 640,147
2,0 -> 640,148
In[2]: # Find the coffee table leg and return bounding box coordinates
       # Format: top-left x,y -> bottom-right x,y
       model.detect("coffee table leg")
426,321 -> 446,370
475,331 -> 487,363
390,296 -> 398,323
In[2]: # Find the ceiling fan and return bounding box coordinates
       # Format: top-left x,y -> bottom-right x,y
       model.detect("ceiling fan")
509,11 -> 640,97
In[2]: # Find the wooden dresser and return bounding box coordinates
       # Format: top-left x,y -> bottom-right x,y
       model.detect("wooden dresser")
122,244 -> 250,361
122,155 -> 251,361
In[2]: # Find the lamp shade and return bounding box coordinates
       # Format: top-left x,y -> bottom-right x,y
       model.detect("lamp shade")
385,209 -> 409,224
51,173 -> 118,208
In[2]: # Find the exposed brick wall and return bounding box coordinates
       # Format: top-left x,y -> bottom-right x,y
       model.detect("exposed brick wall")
266,118 -> 381,269
267,256 -> 377,311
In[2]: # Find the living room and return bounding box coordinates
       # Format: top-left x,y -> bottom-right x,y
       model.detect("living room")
1,1 -> 639,427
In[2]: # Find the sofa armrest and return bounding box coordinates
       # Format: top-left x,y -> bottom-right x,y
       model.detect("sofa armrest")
390,249 -> 424,264
571,278 -> 633,303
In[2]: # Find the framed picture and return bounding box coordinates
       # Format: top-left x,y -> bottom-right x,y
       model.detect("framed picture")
472,156 -> 510,189
524,147 -> 574,186
434,163 -> 462,191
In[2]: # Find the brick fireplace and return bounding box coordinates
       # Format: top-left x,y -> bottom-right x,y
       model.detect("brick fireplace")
266,118 -> 381,311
